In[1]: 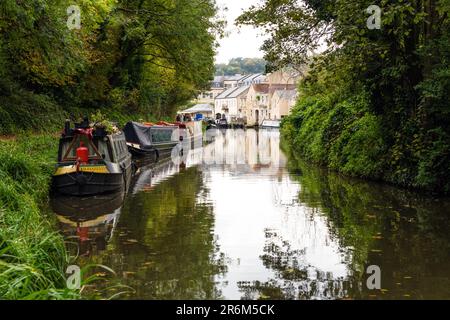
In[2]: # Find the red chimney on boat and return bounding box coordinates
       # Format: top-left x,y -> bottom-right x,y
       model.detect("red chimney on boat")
76,142 -> 89,164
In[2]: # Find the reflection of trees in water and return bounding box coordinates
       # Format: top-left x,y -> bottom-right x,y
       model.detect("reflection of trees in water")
238,229 -> 361,300
91,166 -> 227,299
280,146 -> 450,299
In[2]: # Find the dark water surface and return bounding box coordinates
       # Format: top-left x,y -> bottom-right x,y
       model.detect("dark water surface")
51,129 -> 450,300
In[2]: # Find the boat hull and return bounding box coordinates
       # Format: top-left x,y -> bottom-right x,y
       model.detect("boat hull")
260,120 -> 281,129
128,146 -> 158,166
127,141 -> 179,167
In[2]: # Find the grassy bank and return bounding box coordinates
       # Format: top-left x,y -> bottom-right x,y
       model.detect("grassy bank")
0,134 -> 80,299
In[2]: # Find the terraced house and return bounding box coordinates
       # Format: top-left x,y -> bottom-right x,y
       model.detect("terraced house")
214,85 -> 250,123
245,70 -> 300,126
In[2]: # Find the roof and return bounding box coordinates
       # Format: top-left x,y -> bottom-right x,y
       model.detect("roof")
179,104 -> 213,114
215,85 -> 250,100
250,83 -> 270,94
269,84 -> 297,95
238,74 -> 265,84
215,87 -> 238,99
272,89 -> 297,100
237,74 -> 254,83
227,85 -> 250,98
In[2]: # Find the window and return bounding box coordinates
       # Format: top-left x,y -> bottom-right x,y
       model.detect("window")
61,135 -> 102,161
113,141 -> 119,156
151,128 -> 173,143
97,140 -> 111,161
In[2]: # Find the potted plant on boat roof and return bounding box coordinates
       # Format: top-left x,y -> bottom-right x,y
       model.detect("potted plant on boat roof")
91,110 -> 118,135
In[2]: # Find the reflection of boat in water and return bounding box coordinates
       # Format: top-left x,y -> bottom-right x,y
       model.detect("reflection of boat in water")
51,192 -> 124,256
130,142 -> 205,195
51,191 -> 124,220
52,119 -> 133,196
130,159 -> 181,195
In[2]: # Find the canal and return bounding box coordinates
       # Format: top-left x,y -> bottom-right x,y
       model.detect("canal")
51,129 -> 450,300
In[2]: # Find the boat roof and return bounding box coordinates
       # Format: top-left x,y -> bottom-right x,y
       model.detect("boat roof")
123,122 -> 153,148
179,104 -> 213,114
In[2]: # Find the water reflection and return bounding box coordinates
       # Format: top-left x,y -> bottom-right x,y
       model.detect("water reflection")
206,130 -> 355,299
51,193 -> 124,257
284,154 -> 450,299
51,129 -> 450,300
102,163 -> 226,299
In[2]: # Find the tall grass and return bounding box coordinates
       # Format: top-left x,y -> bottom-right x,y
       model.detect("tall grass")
0,134 -> 81,299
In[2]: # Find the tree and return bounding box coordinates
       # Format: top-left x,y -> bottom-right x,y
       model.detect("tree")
0,0 -> 223,133
243,0 -> 450,193
215,57 -> 267,75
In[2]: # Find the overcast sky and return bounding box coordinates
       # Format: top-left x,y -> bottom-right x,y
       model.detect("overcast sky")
215,0 -> 266,64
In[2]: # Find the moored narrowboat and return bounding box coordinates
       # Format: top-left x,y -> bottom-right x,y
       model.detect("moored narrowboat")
52,119 -> 133,196
173,121 -> 204,150
261,119 -> 281,129
123,121 -> 179,165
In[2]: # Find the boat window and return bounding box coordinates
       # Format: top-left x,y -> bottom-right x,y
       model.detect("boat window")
60,135 -> 102,161
119,140 -> 124,154
97,140 -> 111,161
121,140 -> 127,154
113,137 -> 127,159
114,141 -> 119,156
151,129 -> 173,143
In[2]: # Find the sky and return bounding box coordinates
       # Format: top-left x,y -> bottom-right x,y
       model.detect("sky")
215,0 -> 267,64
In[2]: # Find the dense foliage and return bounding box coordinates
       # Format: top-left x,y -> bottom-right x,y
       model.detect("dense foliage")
0,0 -> 221,134
215,57 -> 266,75
239,0 -> 450,194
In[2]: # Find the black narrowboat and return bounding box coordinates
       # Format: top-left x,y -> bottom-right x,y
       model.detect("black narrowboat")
52,119 -> 133,196
123,122 -> 179,165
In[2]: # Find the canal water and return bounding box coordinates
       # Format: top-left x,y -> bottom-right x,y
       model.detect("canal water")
51,129 -> 450,300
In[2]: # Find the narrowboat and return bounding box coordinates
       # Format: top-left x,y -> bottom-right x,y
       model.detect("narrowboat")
174,121 -> 204,150
52,119 -> 133,196
123,122 -> 179,164
261,119 -> 281,129
217,118 -> 229,129
229,116 -> 245,129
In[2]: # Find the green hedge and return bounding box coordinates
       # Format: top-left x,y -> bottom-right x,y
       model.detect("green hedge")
282,91 -> 450,195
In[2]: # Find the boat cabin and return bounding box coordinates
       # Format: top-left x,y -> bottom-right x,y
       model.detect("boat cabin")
58,130 -> 129,165
52,119 -> 133,196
